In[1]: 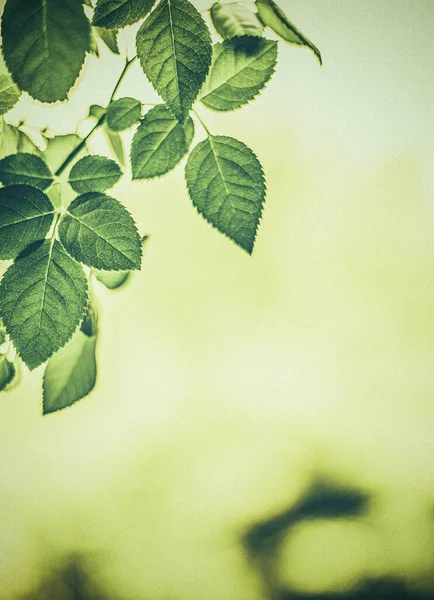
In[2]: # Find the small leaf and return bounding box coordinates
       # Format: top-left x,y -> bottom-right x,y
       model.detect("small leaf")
43,329 -> 97,414
104,126 -> 126,166
0,355 -> 16,392
210,2 -> 264,39
0,74 -> 21,116
136,0 -> 212,121
0,184 -> 55,259
106,97 -> 142,132
199,36 -> 277,112
94,235 -> 148,289
69,155 -> 122,193
93,0 -> 156,29
1,0 -> 91,102
256,0 -> 322,65
0,153 -> 54,189
0,240 -> 88,370
94,27 -> 120,54
89,104 -> 106,119
131,105 -> 194,179
59,192 -> 142,271
185,135 -> 265,254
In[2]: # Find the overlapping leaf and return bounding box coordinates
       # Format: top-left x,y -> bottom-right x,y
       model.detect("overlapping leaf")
0,74 -> 21,116
210,2 -> 264,39
0,185 -> 55,259
1,0 -> 91,102
131,104 -> 194,179
256,0 -> 322,64
185,135 -> 265,254
69,155 -> 122,193
58,192 -> 142,270
93,0 -> 155,28
136,0 -> 212,121
0,153 -> 54,189
0,240 -> 88,369
199,36 -> 277,112
106,97 -> 142,131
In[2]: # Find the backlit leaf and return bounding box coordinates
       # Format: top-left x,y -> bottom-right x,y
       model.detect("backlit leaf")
210,2 -> 264,39
136,0 -> 212,121
93,0 -> 156,29
185,135 -> 265,254
94,26 -> 120,54
131,104 -> 194,179
69,155 -> 122,193
0,73 -> 21,116
0,153 -> 54,189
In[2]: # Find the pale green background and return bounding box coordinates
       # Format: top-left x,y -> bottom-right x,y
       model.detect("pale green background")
1,0 -> 434,597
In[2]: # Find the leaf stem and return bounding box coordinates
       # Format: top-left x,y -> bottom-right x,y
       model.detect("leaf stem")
55,55 -> 139,178
192,108 -> 212,137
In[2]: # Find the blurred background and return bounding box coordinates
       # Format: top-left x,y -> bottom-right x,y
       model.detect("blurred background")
1,0 -> 434,598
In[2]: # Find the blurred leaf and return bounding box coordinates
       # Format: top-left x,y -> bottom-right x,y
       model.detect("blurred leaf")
94,26 -> 120,54
104,125 -> 126,166
210,2 -> 264,39
0,355 -> 15,392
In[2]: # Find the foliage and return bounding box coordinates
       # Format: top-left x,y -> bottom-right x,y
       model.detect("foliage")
0,0 -> 321,413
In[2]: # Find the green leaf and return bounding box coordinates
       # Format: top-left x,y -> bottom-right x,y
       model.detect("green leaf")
1,0 -> 91,102
104,126 -> 126,166
256,0 -> 322,65
58,192 -> 142,271
93,0 -> 156,28
131,104 -> 194,179
0,240 -> 88,370
0,153 -> 54,190
88,28 -> 100,57
43,329 -> 97,414
210,2 -> 264,39
0,118 -> 19,159
94,235 -> 148,289
106,97 -> 142,132
136,0 -> 212,122
199,36 -> 277,112
185,135 -> 265,254
89,104 -> 106,119
0,355 -> 17,392
0,184 -> 55,259
94,26 -> 120,54
0,74 -> 21,116
68,155 -> 122,193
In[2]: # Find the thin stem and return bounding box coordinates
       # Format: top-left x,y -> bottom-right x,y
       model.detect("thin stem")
192,108 -> 212,137
55,55 -> 138,178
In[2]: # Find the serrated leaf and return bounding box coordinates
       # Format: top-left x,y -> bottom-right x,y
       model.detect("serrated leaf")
93,0 -> 156,28
199,36 -> 277,112
0,74 -> 21,116
0,184 -> 55,259
0,153 -> 54,189
0,240 -> 88,370
136,0 -> 212,121
94,26 -> 120,54
104,126 -> 126,166
59,192 -> 142,271
1,0 -> 91,102
43,329 -> 97,414
68,155 -> 122,193
94,235 -> 148,289
185,135 -> 265,254
256,0 -> 322,65
131,104 -> 194,179
210,2 -> 264,39
106,97 -> 142,132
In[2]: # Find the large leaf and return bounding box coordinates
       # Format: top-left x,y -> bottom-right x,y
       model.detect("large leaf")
68,155 -> 122,193
58,192 -> 142,271
0,153 -> 54,189
136,0 -> 212,121
0,184 -> 55,259
93,0 -> 156,28
185,135 -> 265,254
199,37 -> 277,112
131,104 -> 194,179
106,97 -> 142,132
0,74 -> 21,116
43,329 -> 97,414
1,0 -> 91,102
256,0 -> 322,65
0,240 -> 88,370
210,2 -> 264,39
94,26 -> 120,54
